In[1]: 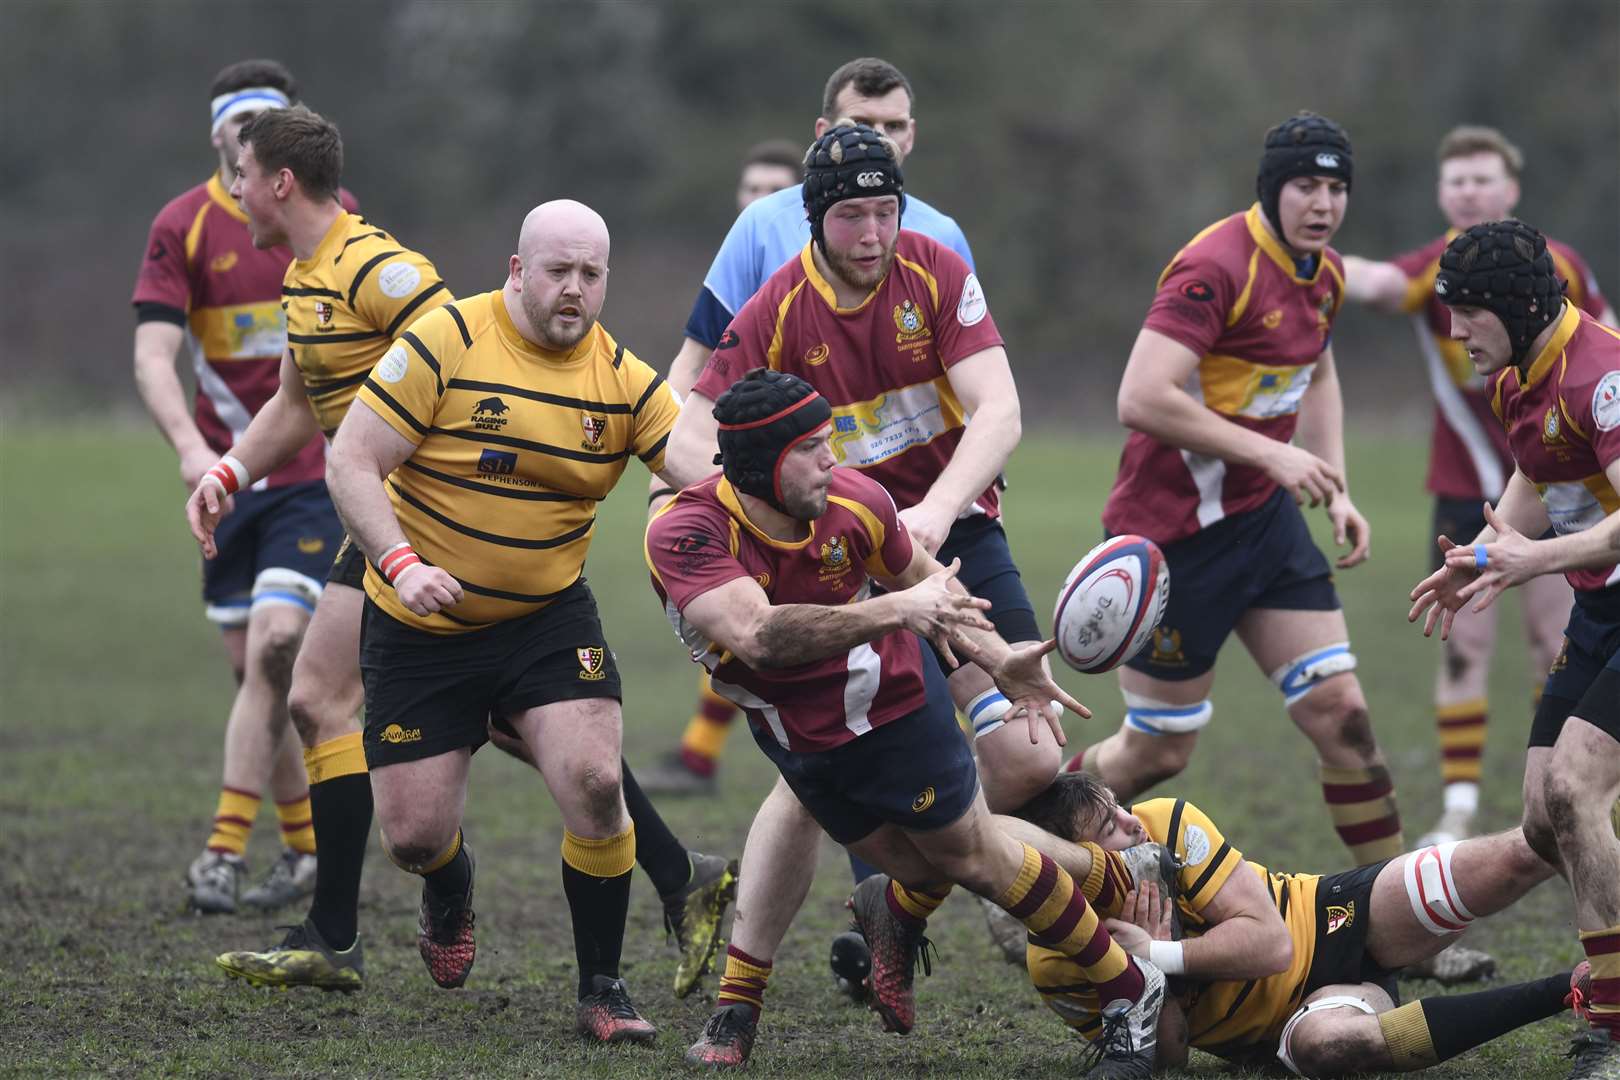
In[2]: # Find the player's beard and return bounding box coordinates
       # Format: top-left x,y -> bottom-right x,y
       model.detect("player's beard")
522,290 -> 595,352
825,236 -> 897,293
780,478 -> 830,521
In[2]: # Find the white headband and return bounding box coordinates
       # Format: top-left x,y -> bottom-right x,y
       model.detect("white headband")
210,86 -> 291,136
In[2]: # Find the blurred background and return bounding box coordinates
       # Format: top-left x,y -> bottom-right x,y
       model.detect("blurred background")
3,0 -> 1615,425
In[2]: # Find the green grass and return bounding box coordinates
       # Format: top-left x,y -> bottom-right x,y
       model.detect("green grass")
0,422 -> 1585,1077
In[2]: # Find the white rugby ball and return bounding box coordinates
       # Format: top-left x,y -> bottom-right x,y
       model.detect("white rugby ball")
1053,535 -> 1170,674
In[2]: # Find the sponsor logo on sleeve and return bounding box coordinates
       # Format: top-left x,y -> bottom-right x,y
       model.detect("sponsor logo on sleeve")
1592,371 -> 1620,432
956,273 -> 988,327
717,329 -> 741,350
377,261 -> 423,299
1182,824 -> 1211,867
374,344 -> 409,383
1180,280 -> 1214,302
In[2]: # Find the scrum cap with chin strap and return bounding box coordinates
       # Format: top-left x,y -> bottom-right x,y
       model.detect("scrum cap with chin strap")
1256,112 -> 1353,241
802,123 -> 905,255
1433,219 -> 1565,368
713,369 -> 833,512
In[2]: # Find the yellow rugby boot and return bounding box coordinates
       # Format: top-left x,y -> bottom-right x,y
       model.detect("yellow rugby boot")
217,919 -> 363,992
662,852 -> 738,998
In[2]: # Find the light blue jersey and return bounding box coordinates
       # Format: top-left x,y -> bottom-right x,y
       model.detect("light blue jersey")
683,183 -> 974,347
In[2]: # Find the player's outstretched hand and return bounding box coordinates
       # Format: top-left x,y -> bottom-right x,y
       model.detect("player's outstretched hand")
1441,503 -> 1538,616
1104,882 -> 1173,958
185,479 -> 235,560
1265,444 -> 1344,508
896,557 -> 995,669
1408,534 -> 1473,640
989,638 -> 1091,746
396,565 -> 464,617
1328,495 -> 1371,568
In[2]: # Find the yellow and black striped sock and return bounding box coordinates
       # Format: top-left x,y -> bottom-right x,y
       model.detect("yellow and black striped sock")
997,842 -> 1142,1005
561,825 -> 636,997
206,787 -> 260,857
717,944 -> 772,1018
1436,698 -> 1487,786
1321,764 -> 1404,864
275,795 -> 316,855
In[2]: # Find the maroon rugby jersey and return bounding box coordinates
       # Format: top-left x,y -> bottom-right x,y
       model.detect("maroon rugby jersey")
1488,303 -> 1620,594
1392,231 -> 1610,501
693,231 -> 1005,518
647,467 -> 922,752
132,175 -> 357,488
1103,205 -> 1345,544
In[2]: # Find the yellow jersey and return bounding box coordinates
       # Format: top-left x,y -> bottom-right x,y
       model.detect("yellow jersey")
282,211 -> 450,434
354,290 -> 680,633
1028,798 -> 1321,1062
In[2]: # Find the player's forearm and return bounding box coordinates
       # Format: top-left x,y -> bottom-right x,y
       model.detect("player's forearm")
1526,512 -> 1620,575
1340,256 -> 1409,311
662,400 -> 722,489
1180,914 -> 1293,979
1295,362 -> 1347,479
325,446 -> 408,564
921,396 -> 1020,519
748,595 -> 905,669
666,336 -> 711,399
1120,382 -> 1279,470
226,387 -> 320,481
132,329 -> 209,457
1477,470 -> 1552,542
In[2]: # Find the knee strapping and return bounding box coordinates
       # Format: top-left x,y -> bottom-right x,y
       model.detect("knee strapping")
1122,689 -> 1212,736
251,567 -> 322,615
1277,994 -> 1378,1077
1270,643 -> 1357,706
1403,841 -> 1475,935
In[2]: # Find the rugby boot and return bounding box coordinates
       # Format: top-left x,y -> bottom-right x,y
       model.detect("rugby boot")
1402,942 -> 1497,984
829,930 -> 872,1003
186,850 -> 245,914
1083,959 -> 1166,1079
418,845 -> 476,989
1570,961 -> 1594,1022
241,849 -> 317,911
1118,841 -> 1184,939
662,851 -> 738,997
637,750 -> 718,796
847,874 -> 935,1034
684,1002 -> 758,1069
980,896 -> 1029,965
576,975 -> 657,1044
216,918 -> 364,992
1565,1024 -> 1620,1080
1417,807 -> 1475,848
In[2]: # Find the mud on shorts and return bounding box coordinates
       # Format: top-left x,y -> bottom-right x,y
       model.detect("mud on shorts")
359,577 -> 621,768
203,479 -> 344,626
1529,584 -> 1620,748
750,644 -> 980,845
1125,487 -> 1340,681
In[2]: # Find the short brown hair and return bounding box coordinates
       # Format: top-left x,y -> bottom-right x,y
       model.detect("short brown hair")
209,59 -> 298,103
742,138 -> 804,176
1011,772 -> 1116,843
238,105 -> 343,200
821,57 -> 914,120
1437,125 -> 1523,179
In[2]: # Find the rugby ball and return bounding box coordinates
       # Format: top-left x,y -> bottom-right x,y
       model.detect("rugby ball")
1053,535 -> 1169,674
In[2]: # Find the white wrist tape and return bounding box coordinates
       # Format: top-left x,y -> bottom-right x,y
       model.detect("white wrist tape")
1148,939 -> 1186,975
203,454 -> 250,495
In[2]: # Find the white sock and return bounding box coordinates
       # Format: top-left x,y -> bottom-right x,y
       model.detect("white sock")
1443,782 -> 1479,816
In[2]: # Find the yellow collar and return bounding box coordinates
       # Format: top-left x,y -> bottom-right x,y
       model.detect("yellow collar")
716,477 -> 815,549
800,243 -> 884,313
206,173 -> 250,224
492,290 -> 599,365
1245,203 -> 1325,284
1520,301 -> 1579,389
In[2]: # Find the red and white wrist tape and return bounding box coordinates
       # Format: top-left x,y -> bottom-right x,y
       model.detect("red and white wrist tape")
378,542 -> 423,586
203,455 -> 250,495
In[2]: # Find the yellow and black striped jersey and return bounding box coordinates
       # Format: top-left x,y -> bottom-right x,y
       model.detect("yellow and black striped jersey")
355,290 -> 680,633
283,211 -> 450,434
1028,798 -> 1321,1061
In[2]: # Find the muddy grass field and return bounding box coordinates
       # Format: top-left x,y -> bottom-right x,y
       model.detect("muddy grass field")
1,426 -> 1587,1077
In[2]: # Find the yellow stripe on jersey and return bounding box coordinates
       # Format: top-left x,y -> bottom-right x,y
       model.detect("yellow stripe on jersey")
1227,248 -> 1262,328
357,290 -> 679,634
766,279 -> 812,371
189,301 -> 287,360
283,211 -> 450,434
1197,354 -> 1317,420
893,254 -> 940,309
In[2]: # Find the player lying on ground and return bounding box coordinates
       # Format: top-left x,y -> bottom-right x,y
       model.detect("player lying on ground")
1009,771 -> 1590,1077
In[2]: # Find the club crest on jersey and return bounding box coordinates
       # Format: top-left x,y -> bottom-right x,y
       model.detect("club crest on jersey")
1151,627 -> 1187,667
581,413 -> 608,450
893,298 -> 932,355
472,396 -> 509,432
1316,292 -> 1334,332
1542,406 -> 1565,445
314,300 -> 334,330
1325,900 -> 1355,934
1262,308 -> 1284,329
210,250 -> 239,274
804,342 -> 831,366
818,535 -> 852,585
577,647 -> 607,681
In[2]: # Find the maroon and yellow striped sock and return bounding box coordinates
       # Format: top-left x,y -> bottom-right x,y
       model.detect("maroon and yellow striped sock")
1580,924 -> 1620,1036
717,945 -> 772,1019
206,787 -> 260,856
1077,841 -> 1131,919
678,674 -> 739,777
275,795 -> 316,855
997,842 -> 1143,1005
1436,698 -> 1487,785
887,881 -> 952,926
1321,764 -> 1404,864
